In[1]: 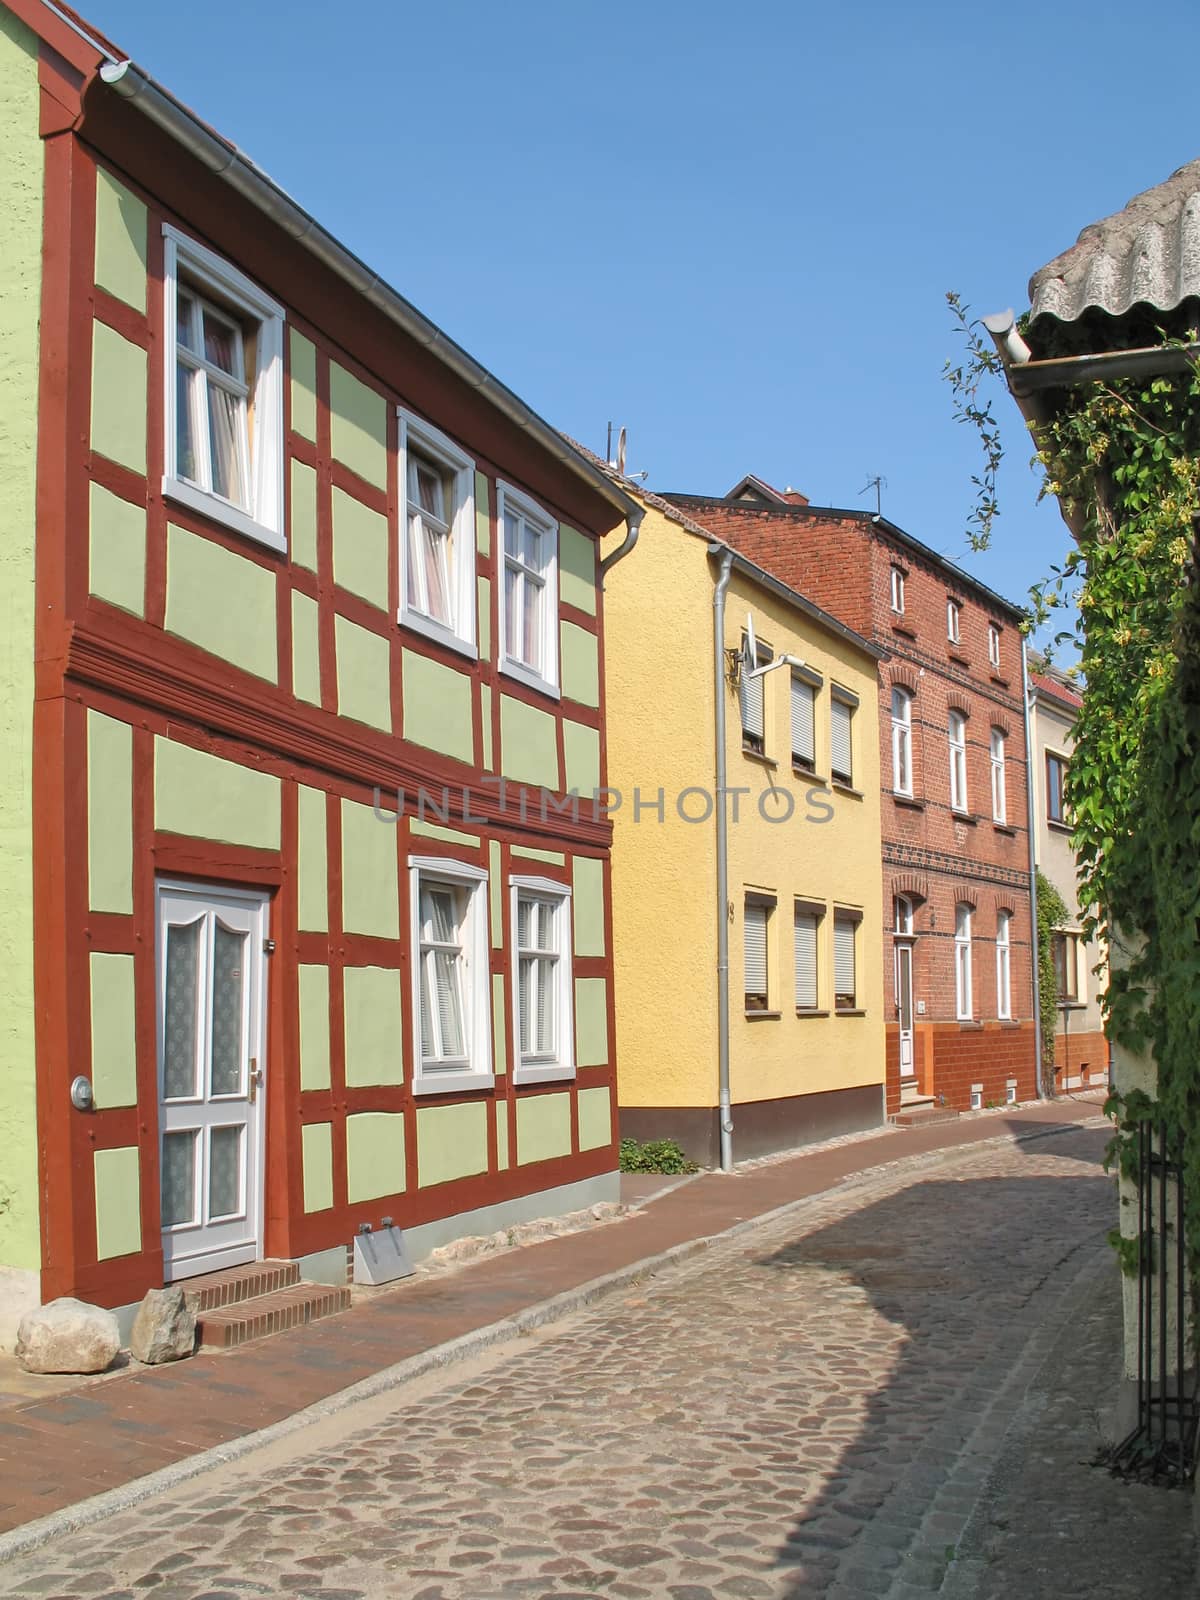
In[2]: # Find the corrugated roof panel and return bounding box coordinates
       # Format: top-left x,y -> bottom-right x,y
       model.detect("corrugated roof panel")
1029,159 -> 1200,325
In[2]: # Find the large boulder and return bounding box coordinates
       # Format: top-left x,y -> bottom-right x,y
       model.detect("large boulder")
16,1297 -> 120,1374
130,1286 -> 196,1365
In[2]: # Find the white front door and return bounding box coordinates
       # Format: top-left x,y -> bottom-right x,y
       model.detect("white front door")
895,942 -> 914,1075
156,881 -> 269,1281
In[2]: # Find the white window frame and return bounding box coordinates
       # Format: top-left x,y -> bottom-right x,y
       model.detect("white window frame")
996,911 -> 1012,1020
408,857 -> 493,1096
398,409 -> 477,658
947,598 -> 961,644
891,686 -> 913,797
509,875 -> 575,1086
890,565 -> 906,614
988,624 -> 1002,669
990,728 -> 1007,823
894,895 -> 914,937
162,224 -> 286,553
498,480 -> 559,696
955,902 -> 973,1020
948,709 -> 969,813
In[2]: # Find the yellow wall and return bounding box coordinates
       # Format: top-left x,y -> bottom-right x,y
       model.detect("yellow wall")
605,499 -> 884,1112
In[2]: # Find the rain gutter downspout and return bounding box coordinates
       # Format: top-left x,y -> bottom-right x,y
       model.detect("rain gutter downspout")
711,544 -> 735,1172
1022,636 -> 1046,1097
599,507 -> 643,582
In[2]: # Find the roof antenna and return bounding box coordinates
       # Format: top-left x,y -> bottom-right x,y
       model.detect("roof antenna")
859,474 -> 886,516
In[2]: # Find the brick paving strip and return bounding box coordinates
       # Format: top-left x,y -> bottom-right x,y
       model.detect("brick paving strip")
0,1097 -> 1105,1557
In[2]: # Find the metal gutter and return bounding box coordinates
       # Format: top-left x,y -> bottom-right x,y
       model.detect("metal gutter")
42,0 -> 118,62
983,311 -> 1200,397
599,507 -> 643,583
710,545 -> 736,1172
97,60 -> 641,528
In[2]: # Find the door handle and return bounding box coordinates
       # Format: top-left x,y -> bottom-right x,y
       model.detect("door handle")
248,1057 -> 263,1103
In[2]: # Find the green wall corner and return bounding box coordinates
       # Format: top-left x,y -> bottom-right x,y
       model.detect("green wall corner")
94,1146 -> 141,1260
500,695 -> 559,790
291,590 -> 321,706
560,622 -> 600,708
516,1092 -> 572,1165
290,458 -> 318,570
89,952 -> 137,1109
93,168 -> 147,311
409,817 -> 480,849
474,471 -> 491,555
332,487 -> 388,608
563,719 -> 600,795
577,1085 -> 612,1152
165,524 -> 278,683
329,361 -> 387,488
343,965 -> 403,1086
402,650 -> 474,765
298,964 -> 331,1092
90,320 -> 146,475
488,840 -> 503,947
335,614 -> 392,732
572,856 -> 605,957
512,845 -> 565,866
477,576 -> 491,660
416,1102 -> 488,1188
559,524 -> 597,616
296,784 -> 328,932
154,737 -> 281,851
340,798 -> 399,938
87,710 -> 133,914
480,684 -> 494,771
289,330 -> 318,442
89,481 -> 146,615
492,971 -> 507,1077
575,977 -> 609,1067
495,1104 -> 510,1170
301,1122 -> 333,1212
346,1112 -> 406,1203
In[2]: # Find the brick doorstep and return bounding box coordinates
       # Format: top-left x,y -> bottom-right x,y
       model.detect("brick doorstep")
0,1095 -> 1105,1535
196,1282 -> 351,1350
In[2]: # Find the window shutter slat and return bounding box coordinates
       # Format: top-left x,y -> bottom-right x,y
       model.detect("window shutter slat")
744,904 -> 768,996
741,668 -> 764,740
794,912 -> 818,1008
831,699 -> 853,780
791,678 -> 815,764
834,916 -> 856,1002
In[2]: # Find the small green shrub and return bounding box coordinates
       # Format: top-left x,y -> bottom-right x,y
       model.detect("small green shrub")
618,1137 -> 699,1175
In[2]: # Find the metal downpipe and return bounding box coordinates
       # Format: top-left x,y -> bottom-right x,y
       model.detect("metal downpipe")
712,547 -> 735,1171
1022,636 -> 1046,1096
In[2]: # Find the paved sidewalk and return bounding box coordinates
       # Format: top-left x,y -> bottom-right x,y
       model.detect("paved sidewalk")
0,1096 -> 1104,1539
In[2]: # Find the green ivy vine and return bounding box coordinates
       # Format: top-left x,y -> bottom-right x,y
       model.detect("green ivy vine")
945,292 -> 1200,1292
1035,869 -> 1069,1096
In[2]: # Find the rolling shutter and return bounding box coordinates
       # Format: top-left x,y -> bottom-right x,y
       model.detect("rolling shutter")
833,914 -> 856,1007
831,697 -> 853,781
741,664 -> 764,742
794,910 -> 818,1008
744,902 -> 768,1003
791,677 -> 816,766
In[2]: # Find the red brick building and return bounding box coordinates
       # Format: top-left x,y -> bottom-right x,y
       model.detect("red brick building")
665,479 -> 1038,1114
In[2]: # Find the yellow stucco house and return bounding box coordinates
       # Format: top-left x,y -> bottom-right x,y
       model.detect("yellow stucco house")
602,483 -> 886,1165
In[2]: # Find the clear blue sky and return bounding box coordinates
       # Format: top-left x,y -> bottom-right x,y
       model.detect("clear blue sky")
94,0 -> 1199,645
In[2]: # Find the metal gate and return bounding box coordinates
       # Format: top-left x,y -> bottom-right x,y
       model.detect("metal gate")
1108,1120 -> 1199,1485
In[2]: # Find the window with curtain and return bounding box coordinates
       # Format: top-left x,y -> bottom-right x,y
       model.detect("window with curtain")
890,566 -> 906,613
996,911 -> 1012,1019
790,674 -> 817,770
833,912 -> 858,1010
894,895 -> 913,936
740,636 -> 771,756
947,599 -> 961,644
949,710 -> 968,813
511,880 -> 574,1083
409,858 -> 493,1093
794,903 -> 822,1010
399,412 -> 476,653
1046,752 -> 1067,823
891,687 -> 913,796
988,624 -> 1002,669
500,482 -> 559,692
830,691 -> 855,784
163,224 -> 285,551
990,728 -> 1007,823
744,897 -> 772,1011
1052,930 -> 1080,1001
955,903 -> 973,1019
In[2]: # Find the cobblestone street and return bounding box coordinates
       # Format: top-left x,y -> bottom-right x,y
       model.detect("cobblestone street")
2,1120 -> 1191,1599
